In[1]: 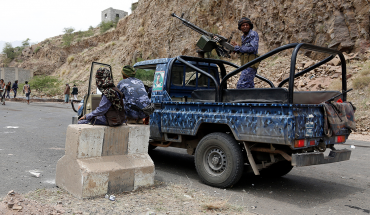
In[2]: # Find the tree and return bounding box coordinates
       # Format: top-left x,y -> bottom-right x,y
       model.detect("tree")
62,27 -> 75,47
2,42 -> 16,59
22,38 -> 31,48
63,27 -> 75,34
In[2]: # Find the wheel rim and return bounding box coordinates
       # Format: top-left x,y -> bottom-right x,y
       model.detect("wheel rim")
203,146 -> 227,176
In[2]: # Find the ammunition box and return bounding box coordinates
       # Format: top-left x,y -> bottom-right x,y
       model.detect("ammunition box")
196,35 -> 217,52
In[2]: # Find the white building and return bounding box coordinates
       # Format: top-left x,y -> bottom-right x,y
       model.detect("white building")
101,7 -> 128,23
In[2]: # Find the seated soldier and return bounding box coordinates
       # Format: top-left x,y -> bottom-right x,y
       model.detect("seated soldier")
117,66 -> 151,123
78,68 -> 125,126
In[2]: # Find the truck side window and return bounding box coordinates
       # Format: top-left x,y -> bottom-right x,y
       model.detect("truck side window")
185,67 -> 197,86
171,65 -> 184,86
170,64 -> 217,87
198,68 -> 216,87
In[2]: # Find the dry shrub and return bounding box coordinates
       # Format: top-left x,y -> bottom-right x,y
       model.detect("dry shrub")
353,76 -> 370,89
67,56 -> 74,64
327,79 -> 342,91
359,61 -> 370,75
201,200 -> 230,211
138,26 -> 145,36
360,68 -> 370,76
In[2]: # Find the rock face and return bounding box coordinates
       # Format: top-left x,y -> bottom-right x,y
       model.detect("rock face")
4,0 -> 370,87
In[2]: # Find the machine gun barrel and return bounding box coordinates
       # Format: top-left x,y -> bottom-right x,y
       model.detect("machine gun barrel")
171,13 -> 212,37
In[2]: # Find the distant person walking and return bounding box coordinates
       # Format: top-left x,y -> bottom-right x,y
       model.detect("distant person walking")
5,82 -> 11,98
71,84 -> 78,101
12,80 -> 18,98
23,81 -> 31,105
0,79 -> 5,105
64,83 -> 70,103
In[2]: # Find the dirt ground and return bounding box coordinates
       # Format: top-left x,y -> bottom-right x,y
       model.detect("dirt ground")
0,182 -> 256,215
347,133 -> 370,142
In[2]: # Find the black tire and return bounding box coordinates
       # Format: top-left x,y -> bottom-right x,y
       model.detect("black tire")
148,144 -> 157,151
194,132 -> 244,188
260,160 -> 293,178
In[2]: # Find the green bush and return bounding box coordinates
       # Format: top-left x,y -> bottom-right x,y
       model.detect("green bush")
2,58 -> 12,67
2,42 -> 17,59
100,18 -> 119,34
28,75 -> 62,96
136,69 -> 155,83
85,26 -> 94,37
76,27 -> 94,40
34,46 -> 41,53
22,38 -> 30,48
62,27 -> 75,47
131,3 -> 138,11
2,38 -> 33,58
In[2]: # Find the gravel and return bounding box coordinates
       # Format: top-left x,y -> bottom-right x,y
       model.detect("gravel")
0,181 -> 256,215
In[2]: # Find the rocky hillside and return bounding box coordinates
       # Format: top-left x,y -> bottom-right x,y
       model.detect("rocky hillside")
1,0 -> 369,132
6,0 -> 370,80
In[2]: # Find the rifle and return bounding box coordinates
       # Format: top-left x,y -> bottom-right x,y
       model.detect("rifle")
324,88 -> 353,103
324,88 -> 354,121
171,13 -> 234,58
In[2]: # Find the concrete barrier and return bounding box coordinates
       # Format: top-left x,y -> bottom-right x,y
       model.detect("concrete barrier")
55,124 -> 154,198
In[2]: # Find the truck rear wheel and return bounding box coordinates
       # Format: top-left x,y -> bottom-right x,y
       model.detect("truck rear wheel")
260,160 -> 293,178
194,132 -> 244,188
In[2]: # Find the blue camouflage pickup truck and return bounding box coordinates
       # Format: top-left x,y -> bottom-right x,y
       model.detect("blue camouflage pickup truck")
133,43 -> 354,188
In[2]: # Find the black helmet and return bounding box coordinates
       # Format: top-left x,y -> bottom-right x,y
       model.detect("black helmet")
238,17 -> 253,30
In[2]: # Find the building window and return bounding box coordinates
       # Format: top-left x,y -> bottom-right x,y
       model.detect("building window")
116,14 -> 119,18
105,14 -> 107,18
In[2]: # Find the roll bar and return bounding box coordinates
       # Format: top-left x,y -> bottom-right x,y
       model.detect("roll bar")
175,56 -> 275,102
176,56 -> 220,102
286,43 -> 347,103
219,43 -> 347,103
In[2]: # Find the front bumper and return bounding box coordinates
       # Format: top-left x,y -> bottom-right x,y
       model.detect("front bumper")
292,149 -> 351,167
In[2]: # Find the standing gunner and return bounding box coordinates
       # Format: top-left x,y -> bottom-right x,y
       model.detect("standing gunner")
231,17 -> 259,88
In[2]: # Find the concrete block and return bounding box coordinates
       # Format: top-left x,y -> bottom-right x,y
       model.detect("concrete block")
81,172 -> 109,198
56,124 -> 154,198
55,155 -> 83,198
129,154 -> 155,189
102,126 -> 129,156
107,168 -> 135,193
128,125 -> 150,154
64,124 -> 105,159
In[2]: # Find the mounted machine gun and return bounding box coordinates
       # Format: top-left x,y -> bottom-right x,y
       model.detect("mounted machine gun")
171,13 -> 234,58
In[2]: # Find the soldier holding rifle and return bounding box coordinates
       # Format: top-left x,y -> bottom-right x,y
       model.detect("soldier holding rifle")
231,17 -> 260,89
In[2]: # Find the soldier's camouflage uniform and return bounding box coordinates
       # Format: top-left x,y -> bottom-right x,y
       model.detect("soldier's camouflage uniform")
234,30 -> 259,89
117,77 -> 150,119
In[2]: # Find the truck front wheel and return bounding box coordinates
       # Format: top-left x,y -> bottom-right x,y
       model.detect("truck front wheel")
194,132 -> 244,188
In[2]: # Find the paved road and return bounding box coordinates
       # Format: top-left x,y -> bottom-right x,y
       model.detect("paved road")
0,101 -> 72,194
1,101 -> 369,215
